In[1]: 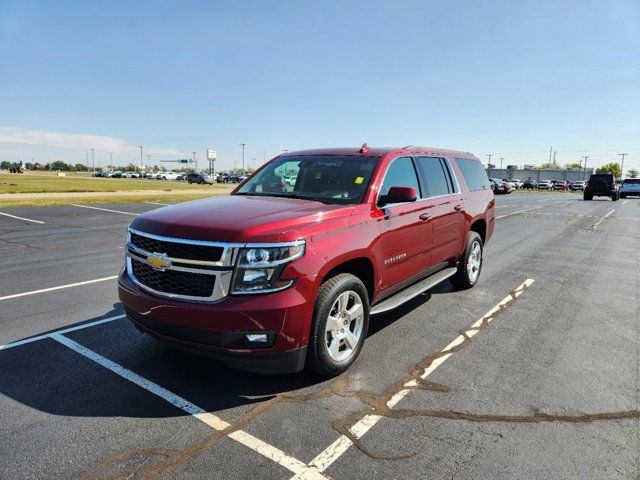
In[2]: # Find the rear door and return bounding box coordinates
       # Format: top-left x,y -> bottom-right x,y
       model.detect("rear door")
374,156 -> 433,292
414,156 -> 466,267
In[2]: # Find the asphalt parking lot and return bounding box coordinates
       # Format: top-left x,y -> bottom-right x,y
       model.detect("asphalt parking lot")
1,193 -> 638,479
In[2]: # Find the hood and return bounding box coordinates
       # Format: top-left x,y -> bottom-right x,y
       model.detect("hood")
130,194 -> 356,243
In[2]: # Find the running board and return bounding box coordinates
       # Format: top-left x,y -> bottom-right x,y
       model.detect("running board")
370,267 -> 457,315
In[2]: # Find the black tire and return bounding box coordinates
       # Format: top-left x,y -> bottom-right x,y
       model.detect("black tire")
584,192 -> 593,200
450,232 -> 483,290
620,193 -> 626,199
306,273 -> 370,377
188,180 -> 192,184
611,191 -> 619,201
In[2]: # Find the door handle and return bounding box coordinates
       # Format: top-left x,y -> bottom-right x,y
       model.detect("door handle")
454,204 -> 462,211
419,213 -> 432,221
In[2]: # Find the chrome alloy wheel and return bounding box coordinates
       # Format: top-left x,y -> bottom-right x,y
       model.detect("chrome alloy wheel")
325,290 -> 364,362
467,240 -> 482,283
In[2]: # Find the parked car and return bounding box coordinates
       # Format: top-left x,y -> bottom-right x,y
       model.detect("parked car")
217,173 -> 241,183
109,170 -> 123,178
186,173 -> 213,185
509,179 -> 523,189
124,172 -> 140,178
584,173 -> 619,201
620,178 -> 640,198
490,178 -> 512,194
522,179 -> 538,189
175,173 -> 186,181
570,181 -> 586,191
537,180 -> 552,190
552,180 -> 570,190
157,171 -> 180,181
283,175 -> 297,186
119,145 -> 494,375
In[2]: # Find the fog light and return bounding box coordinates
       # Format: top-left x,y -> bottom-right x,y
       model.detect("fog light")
246,333 -> 268,343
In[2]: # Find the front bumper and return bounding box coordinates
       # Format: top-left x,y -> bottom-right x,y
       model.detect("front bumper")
118,269 -> 315,373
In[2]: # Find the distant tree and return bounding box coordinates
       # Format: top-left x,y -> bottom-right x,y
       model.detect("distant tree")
51,160 -> 71,171
24,162 -> 34,170
74,163 -> 88,171
627,168 -> 639,178
539,162 -> 561,169
564,162 -> 583,169
595,162 -> 621,177
0,161 -> 11,170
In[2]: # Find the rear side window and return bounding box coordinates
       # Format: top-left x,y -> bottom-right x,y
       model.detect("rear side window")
415,156 -> 453,198
623,179 -> 640,184
455,158 -> 490,192
380,157 -> 421,197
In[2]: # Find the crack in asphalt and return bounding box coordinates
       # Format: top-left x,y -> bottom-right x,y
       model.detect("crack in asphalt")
83,280 -> 640,479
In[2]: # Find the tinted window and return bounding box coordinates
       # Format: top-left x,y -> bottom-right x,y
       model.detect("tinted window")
415,157 -> 452,197
380,157 -> 421,198
623,179 -> 640,184
455,158 -> 490,192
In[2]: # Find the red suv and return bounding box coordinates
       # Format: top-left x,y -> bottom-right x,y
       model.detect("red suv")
118,146 -> 495,376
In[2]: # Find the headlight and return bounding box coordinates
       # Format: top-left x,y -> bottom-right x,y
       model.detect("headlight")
231,241 -> 305,294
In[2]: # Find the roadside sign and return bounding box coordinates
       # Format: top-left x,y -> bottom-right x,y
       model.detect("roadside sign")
207,149 -> 216,161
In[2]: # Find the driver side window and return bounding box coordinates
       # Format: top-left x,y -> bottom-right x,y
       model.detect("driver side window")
380,157 -> 421,198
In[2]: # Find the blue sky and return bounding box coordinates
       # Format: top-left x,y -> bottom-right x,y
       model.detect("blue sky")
1,0 -> 638,171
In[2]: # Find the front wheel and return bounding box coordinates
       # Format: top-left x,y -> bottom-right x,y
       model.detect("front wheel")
307,273 -> 369,376
450,232 -> 483,290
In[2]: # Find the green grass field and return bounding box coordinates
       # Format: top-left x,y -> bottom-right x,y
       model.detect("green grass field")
0,173 -> 226,194
0,192 -> 223,207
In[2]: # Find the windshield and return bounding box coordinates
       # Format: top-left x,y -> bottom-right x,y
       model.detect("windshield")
623,179 -> 640,184
235,155 -> 380,204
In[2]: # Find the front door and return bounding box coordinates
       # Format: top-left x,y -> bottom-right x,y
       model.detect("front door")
373,156 -> 433,293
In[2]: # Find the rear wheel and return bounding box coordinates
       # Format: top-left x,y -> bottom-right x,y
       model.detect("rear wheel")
307,273 -> 369,376
612,191 -> 619,201
450,232 -> 483,290
621,193 -> 627,199
584,192 -> 593,200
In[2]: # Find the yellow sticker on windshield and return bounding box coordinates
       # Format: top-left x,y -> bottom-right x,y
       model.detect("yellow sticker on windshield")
355,176 -> 364,184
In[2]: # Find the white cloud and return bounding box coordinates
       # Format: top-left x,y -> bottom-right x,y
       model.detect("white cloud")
0,126 -> 183,157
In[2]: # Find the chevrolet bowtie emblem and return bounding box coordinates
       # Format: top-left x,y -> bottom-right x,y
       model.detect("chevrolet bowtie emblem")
146,253 -> 171,271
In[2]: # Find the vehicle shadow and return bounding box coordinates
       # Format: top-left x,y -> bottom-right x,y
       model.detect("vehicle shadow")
0,287 -> 443,421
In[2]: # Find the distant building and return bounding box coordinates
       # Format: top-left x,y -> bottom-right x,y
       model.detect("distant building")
486,166 -> 594,182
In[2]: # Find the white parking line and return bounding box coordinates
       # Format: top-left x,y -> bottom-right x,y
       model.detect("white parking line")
0,211 -> 45,224
495,206 -> 542,219
621,199 -> 629,205
0,275 -> 118,301
51,333 -> 327,479
297,279 -> 535,476
144,201 -> 170,206
72,204 -> 138,216
0,314 -> 126,351
592,209 -> 615,230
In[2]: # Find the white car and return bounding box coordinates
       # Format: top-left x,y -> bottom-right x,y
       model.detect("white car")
156,172 -> 179,180
124,172 -> 140,178
538,180 -> 553,190
510,178 -> 523,189
620,179 -> 640,198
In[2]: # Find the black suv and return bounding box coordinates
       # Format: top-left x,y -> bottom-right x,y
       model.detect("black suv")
583,173 -> 619,201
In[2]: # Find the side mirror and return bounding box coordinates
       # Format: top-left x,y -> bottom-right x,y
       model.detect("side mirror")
378,186 -> 417,206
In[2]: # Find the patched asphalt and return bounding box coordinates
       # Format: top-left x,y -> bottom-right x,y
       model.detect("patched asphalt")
0,193 -> 638,479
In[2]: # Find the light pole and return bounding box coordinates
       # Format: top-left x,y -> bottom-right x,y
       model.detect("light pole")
192,152 -> 196,171
239,143 -> 246,173
91,148 -> 94,172
582,156 -> 589,180
619,153 -> 628,179
109,152 -> 113,169
139,146 -> 143,173
499,157 -> 504,173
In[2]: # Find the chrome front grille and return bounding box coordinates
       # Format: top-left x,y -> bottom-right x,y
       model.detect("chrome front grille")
125,228 -> 242,302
